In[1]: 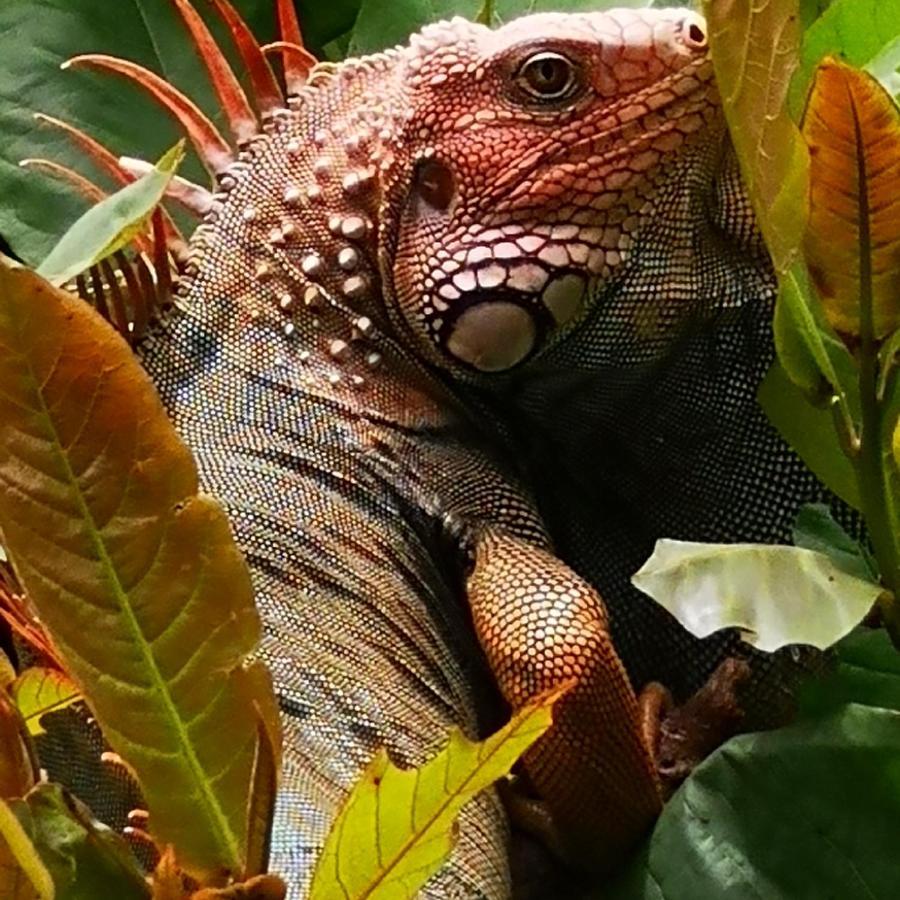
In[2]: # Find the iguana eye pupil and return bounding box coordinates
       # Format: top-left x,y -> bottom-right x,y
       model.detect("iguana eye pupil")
517,52 -> 577,101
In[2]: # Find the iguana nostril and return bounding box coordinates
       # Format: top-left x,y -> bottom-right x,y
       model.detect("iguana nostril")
415,159 -> 455,211
680,13 -> 708,50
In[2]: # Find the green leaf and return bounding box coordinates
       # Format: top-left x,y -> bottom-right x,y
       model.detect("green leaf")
10,670 -> 83,738
792,502 -> 877,580
308,689 -> 559,900
36,142 -> 183,286
703,0 -> 809,274
758,361 -> 861,509
773,262 -> 859,407
631,539 -> 882,651
0,0 -> 275,265
793,0 -> 900,111
0,260 -> 278,880
9,785 -> 148,900
800,627 -> 900,716
609,703 -> 900,900
0,798 -> 53,900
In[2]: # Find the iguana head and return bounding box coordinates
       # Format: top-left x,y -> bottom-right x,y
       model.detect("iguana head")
379,9 -> 718,374
42,4 -> 762,403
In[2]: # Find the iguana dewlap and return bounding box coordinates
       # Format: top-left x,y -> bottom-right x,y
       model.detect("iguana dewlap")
42,5 -> 836,896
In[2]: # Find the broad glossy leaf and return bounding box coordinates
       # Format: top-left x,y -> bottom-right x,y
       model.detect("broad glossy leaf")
800,627 -> 900,715
793,0 -> 900,111
0,799 -> 52,900
308,690 -> 558,900
703,0 -> 809,273
0,0 -> 275,265
0,260 -> 277,879
803,58 -> 900,338
609,703 -> 900,899
36,142 -> 183,286
631,540 -> 882,651
9,785 -> 148,900
10,670 -> 82,738
792,502 -> 877,579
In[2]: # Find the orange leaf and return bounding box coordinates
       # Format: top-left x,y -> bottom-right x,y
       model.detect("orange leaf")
803,58 -> 900,338
0,259 -> 279,879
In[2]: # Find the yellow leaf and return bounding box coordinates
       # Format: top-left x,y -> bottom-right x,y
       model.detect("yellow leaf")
0,799 -> 52,900
308,689 -> 560,900
10,668 -> 82,737
703,0 -> 809,273
803,58 -> 900,338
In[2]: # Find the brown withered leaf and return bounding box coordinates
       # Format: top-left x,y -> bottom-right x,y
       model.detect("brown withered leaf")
152,846 -> 193,900
0,690 -> 36,799
192,875 -> 286,900
151,847 -> 285,900
803,57 -> 900,338
0,258 -> 281,880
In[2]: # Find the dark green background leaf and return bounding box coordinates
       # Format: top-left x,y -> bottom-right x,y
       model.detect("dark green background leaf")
11,784 -> 149,900
800,628 -> 900,716
792,502 -> 878,580
609,703 -> 900,900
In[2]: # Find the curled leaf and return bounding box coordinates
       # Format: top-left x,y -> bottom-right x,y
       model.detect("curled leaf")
0,691 -> 37,799
632,540 -> 883,652
36,141 -> 184,287
802,58 -> 900,338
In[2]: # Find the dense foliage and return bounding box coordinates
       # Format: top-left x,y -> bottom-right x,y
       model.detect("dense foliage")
0,1 -> 899,898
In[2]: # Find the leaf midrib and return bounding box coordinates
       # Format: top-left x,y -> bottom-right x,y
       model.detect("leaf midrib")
10,308 -> 243,872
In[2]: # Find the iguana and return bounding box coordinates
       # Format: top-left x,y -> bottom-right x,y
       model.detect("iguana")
26,1 -> 835,896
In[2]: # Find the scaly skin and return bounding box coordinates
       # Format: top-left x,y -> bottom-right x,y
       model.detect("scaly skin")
40,6 -> 834,897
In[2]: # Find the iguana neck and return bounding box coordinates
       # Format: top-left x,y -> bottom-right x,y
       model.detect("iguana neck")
165,52 -> 465,433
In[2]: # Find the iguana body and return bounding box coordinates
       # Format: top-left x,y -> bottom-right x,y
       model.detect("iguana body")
42,5 -> 832,896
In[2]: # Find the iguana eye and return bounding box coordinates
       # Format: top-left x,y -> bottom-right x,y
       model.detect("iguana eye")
516,52 -> 578,101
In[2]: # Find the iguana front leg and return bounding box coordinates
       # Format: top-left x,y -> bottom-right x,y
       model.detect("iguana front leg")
467,529 -> 662,868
